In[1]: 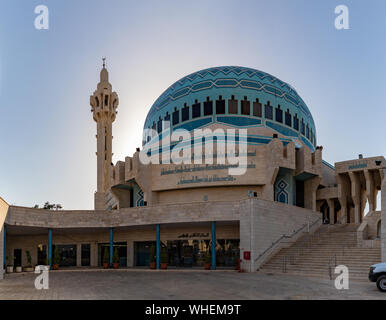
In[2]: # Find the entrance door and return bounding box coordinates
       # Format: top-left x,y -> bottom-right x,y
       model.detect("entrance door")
134,241 -> 155,266
14,249 -> 22,267
37,245 -> 47,265
98,242 -> 128,267
81,244 -> 91,266
53,245 -> 77,267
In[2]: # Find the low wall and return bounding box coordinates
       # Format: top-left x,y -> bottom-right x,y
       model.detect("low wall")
0,197 -> 9,279
240,199 -> 321,272
6,200 -> 240,229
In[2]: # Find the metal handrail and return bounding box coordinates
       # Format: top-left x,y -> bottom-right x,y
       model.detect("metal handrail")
327,230 -> 357,279
282,219 -> 330,272
255,216 -> 322,264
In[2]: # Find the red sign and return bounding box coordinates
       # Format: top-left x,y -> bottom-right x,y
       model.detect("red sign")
243,251 -> 251,260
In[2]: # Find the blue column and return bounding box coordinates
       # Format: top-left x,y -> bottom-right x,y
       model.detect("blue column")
109,228 -> 114,266
48,229 -> 52,269
156,224 -> 160,270
211,222 -> 216,270
3,225 -> 6,267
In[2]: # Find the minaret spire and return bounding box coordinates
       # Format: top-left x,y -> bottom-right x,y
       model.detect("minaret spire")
90,62 -> 119,210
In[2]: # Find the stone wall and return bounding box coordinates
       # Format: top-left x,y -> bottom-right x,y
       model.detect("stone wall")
6,200 -> 241,229
240,199 -> 321,272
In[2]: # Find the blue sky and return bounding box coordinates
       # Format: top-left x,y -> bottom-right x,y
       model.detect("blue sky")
0,0 -> 385,209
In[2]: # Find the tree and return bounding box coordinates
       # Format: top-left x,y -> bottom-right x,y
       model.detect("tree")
149,244 -> 156,264
161,246 -> 168,264
53,247 -> 61,266
113,248 -> 119,264
33,202 -> 63,210
103,247 -> 109,264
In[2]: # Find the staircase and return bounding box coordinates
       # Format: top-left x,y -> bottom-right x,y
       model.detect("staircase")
260,224 -> 381,281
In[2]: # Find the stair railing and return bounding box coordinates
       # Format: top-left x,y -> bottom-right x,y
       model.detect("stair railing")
327,231 -> 357,280
282,219 -> 330,273
255,216 -> 322,265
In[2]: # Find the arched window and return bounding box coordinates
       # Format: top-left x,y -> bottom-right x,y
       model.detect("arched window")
182,103 -> 190,122
228,95 -> 238,114
204,97 -> 213,116
157,117 -> 162,133
241,96 -> 250,115
164,112 -> 170,129
216,96 -> 225,114
275,105 -> 283,123
301,119 -> 305,135
293,114 -> 299,131
192,100 -> 201,118
172,107 -> 179,126
253,99 -> 262,117
306,124 -> 310,139
265,101 -> 273,120
104,95 -> 109,106
285,109 -> 291,127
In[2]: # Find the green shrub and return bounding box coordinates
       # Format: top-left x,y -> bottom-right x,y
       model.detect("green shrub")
149,244 -> 156,264
204,251 -> 211,264
103,247 -> 109,264
53,247 -> 60,265
161,246 -> 168,264
113,247 -> 119,264
26,251 -> 32,267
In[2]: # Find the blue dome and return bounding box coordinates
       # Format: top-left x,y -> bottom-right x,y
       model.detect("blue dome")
144,66 -> 316,150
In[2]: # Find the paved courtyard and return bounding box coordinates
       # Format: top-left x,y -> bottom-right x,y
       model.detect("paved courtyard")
0,269 -> 384,300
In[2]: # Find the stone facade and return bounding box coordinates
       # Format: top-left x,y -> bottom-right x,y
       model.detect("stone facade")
4,199 -> 319,271
1,65 -> 385,278
240,199 -> 320,272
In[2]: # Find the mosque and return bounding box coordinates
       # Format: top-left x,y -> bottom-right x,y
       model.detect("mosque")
0,64 -> 385,279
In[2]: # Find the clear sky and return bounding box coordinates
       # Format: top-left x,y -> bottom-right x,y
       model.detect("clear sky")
0,0 -> 385,209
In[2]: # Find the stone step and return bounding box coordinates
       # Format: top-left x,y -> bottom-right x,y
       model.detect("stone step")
260,270 -> 370,281
261,265 -> 373,274
266,259 -> 381,266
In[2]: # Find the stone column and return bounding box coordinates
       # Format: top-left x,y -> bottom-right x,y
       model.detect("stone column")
348,172 -> 362,224
90,242 -> 98,267
127,241 -> 134,267
304,177 -> 321,212
76,243 -> 82,267
364,170 -> 377,212
337,174 -> 350,224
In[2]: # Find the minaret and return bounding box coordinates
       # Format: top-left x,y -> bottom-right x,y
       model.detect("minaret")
90,59 -> 119,210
